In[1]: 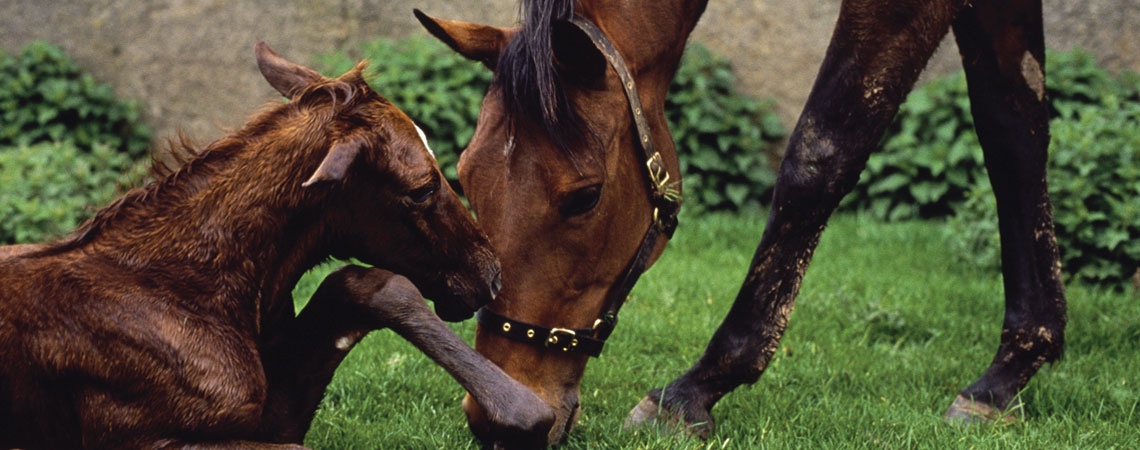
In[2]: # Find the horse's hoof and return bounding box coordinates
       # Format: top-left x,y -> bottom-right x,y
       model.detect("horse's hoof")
623,390 -> 713,439
623,394 -> 664,430
943,394 -> 1021,425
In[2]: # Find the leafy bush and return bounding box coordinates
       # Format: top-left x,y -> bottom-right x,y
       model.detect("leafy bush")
0,141 -> 138,244
667,43 -> 786,211
946,98 -> 1140,286
314,38 -> 785,210
844,49 -> 1140,221
0,41 -> 152,157
1,42 -> 151,245
314,37 -> 492,190
1046,49 -> 1140,120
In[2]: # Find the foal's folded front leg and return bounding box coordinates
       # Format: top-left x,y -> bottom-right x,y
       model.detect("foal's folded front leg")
360,267 -> 556,448
260,265 -> 553,447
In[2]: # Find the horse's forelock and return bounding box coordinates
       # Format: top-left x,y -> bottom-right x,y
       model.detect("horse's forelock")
493,0 -> 590,154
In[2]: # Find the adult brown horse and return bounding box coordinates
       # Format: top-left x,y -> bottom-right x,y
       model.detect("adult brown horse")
420,0 -> 1065,444
0,43 -> 552,449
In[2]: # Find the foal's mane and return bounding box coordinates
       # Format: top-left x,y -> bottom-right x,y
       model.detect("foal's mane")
35,74 -> 372,257
494,0 -> 590,154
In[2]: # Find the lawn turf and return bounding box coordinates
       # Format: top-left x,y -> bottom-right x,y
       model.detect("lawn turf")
297,210 -> 1139,449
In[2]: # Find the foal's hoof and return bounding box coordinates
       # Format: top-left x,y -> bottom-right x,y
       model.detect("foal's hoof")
464,392 -> 555,450
944,394 -> 1021,425
623,389 -> 714,440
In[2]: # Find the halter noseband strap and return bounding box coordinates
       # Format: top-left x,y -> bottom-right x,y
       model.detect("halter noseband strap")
475,15 -> 681,358
477,307 -> 606,357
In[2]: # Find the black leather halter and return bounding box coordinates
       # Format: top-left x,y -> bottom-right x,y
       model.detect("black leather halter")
476,15 -> 681,358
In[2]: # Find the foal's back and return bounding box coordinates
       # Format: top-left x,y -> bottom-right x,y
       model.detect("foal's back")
0,246 -> 267,448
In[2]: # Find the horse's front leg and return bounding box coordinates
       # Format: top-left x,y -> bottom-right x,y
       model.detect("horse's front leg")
626,0 -> 966,438
944,0 -> 1066,422
258,265 -> 553,448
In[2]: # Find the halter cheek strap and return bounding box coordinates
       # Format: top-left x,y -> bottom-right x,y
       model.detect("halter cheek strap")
475,14 -> 681,358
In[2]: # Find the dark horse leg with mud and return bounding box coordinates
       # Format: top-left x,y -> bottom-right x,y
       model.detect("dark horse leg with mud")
945,0 -> 1065,420
257,266 -> 553,448
628,0 -> 1065,436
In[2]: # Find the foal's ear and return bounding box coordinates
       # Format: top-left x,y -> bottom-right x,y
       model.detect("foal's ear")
415,9 -> 514,70
255,41 -> 326,99
302,135 -> 365,187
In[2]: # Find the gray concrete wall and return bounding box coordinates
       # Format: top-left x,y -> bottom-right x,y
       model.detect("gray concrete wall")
3,1 -> 1137,145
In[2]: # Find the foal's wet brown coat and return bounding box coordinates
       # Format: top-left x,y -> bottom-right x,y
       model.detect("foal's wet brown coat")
0,43 -> 552,449
423,0 -> 1066,445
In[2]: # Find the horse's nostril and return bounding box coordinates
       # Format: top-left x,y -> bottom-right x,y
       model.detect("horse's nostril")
490,273 -> 503,300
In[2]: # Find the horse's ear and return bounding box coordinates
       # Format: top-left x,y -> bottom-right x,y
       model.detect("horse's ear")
552,21 -> 607,88
415,9 -> 514,70
255,41 -> 326,99
302,135 -> 365,187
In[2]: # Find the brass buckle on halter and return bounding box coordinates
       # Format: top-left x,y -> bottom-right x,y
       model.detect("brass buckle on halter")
546,328 -> 577,350
646,152 -> 669,190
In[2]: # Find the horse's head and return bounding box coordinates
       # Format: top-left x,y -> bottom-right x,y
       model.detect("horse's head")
254,42 -> 500,321
418,1 -> 702,444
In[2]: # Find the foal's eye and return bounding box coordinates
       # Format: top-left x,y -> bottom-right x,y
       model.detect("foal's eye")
560,184 -> 602,217
408,179 -> 439,204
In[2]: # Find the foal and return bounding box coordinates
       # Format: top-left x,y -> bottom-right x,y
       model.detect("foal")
0,43 -> 552,449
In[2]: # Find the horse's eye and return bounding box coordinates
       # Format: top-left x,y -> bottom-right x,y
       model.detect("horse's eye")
561,184 -> 602,217
409,179 -> 438,204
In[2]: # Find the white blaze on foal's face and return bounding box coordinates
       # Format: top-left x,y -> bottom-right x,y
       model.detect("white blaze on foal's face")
414,123 -> 435,159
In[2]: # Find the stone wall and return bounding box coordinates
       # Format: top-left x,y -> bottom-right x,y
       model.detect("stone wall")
3,0 -> 1137,145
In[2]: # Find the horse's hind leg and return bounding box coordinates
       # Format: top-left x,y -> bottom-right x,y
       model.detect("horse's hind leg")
626,0 -> 964,437
945,0 -> 1066,422
257,266 -> 553,448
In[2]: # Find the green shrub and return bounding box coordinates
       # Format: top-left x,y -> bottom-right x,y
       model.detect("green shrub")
947,98 -> 1140,286
0,41 -> 152,157
0,141 -> 139,244
314,37 -> 492,190
1047,49 -> 1140,120
314,39 -> 785,210
667,43 -> 786,211
844,49 -> 1140,221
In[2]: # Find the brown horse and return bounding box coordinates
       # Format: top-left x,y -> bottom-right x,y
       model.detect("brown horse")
0,42 -> 552,449
419,0 -> 1065,444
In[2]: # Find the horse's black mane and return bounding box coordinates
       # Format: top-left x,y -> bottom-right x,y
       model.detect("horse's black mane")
494,0 -> 589,153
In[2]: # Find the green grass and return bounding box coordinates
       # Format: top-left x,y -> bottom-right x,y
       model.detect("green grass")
296,210 -> 1140,449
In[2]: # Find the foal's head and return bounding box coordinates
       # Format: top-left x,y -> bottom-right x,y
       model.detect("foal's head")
419,0 -> 703,444
254,42 -> 501,320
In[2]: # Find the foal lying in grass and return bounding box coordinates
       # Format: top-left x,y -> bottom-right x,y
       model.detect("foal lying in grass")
0,42 -> 552,449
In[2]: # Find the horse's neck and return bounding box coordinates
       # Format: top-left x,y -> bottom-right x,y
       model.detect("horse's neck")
93,149 -> 323,320
583,0 -> 708,65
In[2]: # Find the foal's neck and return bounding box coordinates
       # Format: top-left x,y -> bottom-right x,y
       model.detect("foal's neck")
93,134 -> 330,323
